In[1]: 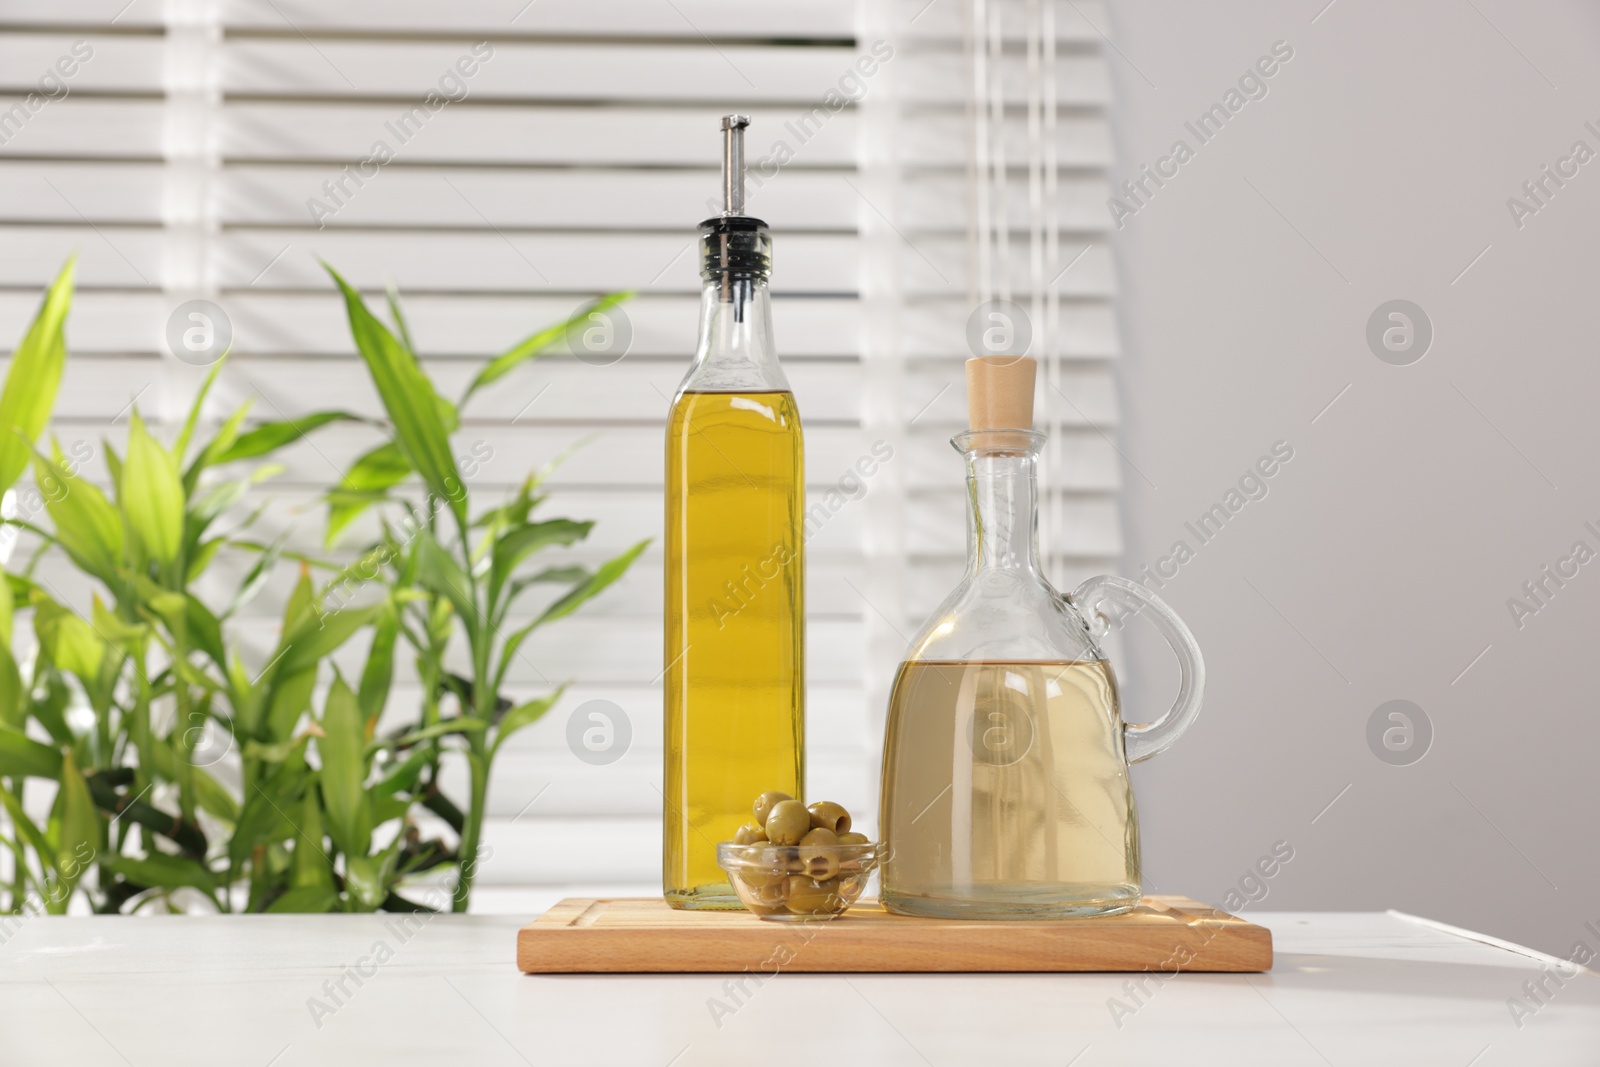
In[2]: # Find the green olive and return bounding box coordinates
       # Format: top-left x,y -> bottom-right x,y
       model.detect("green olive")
754,880 -> 788,908
806,856 -> 840,881
733,822 -> 768,845
799,827 -> 840,880
807,801 -> 851,835
836,831 -> 870,847
784,875 -> 842,915
765,799 -> 811,845
752,790 -> 794,825
739,865 -> 779,889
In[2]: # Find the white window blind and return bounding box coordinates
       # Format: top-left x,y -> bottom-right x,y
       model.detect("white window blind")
0,0 -> 1118,912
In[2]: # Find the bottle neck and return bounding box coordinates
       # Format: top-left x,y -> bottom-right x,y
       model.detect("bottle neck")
685,274 -> 788,392
965,449 -> 1042,576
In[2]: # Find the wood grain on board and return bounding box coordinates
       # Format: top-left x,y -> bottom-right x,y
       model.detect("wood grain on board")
518,895 -> 1273,973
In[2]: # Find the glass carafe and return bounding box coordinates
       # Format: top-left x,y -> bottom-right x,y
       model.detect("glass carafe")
878,426 -> 1204,919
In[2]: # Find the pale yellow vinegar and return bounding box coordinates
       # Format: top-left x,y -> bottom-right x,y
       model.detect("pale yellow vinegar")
879,659 -> 1140,918
664,390 -> 804,909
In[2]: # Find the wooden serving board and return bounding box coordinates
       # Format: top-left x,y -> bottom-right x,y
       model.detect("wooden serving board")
518,896 -> 1271,973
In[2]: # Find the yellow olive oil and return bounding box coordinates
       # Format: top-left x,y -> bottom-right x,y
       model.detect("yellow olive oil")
880,659 -> 1140,918
664,389 -> 804,908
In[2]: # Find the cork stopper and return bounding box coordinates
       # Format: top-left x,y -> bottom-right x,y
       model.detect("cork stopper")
965,356 -> 1037,430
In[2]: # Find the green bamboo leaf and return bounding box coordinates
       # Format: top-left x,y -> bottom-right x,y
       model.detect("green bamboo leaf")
0,645 -> 22,731
174,354 -> 227,463
0,785 -> 54,874
264,666 -> 317,742
229,741 -> 309,868
371,795 -> 411,827
535,538 -> 649,627
32,450 -> 123,583
463,292 -> 631,403
92,595 -> 148,654
489,519 -> 592,605
5,573 -> 39,606
277,604 -> 378,678
33,599 -> 105,697
502,566 -> 591,617
0,724 -> 62,778
385,281 -> 417,351
128,580 -> 224,671
102,436 -> 123,490
102,852 -> 216,895
227,649 -> 253,704
435,392 -> 461,433
0,564 -> 11,646
492,540 -> 648,695
325,265 -> 463,524
282,563 -> 315,635
317,542 -> 393,603
290,789 -> 334,890
165,653 -> 226,698
381,717 -> 487,751
267,885 -> 339,913
473,474 -> 543,532
184,400 -> 251,491
326,441 -> 411,546
512,565 -> 590,587
243,735 -> 304,763
150,738 -> 237,824
416,533 -> 477,637
357,604 -> 398,726
57,749 -> 101,887
132,578 -> 185,623
194,769 -> 238,825
372,746 -> 431,800
0,258 -> 74,495
29,673 -> 73,746
188,474 -> 255,535
213,410 -> 359,466
187,537 -> 225,581
225,534 -> 286,618
343,852 -> 391,912
123,409 -> 185,564
494,617 -> 542,698
182,595 -> 228,672
317,677 -> 373,858
490,686 -> 566,760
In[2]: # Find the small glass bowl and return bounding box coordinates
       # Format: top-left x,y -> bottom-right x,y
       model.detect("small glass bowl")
717,841 -> 881,921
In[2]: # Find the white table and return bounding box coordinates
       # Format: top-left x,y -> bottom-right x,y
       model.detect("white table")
2,910 -> 1596,1065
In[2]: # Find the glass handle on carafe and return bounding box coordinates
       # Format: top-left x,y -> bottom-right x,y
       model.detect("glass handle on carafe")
1068,575 -> 1205,764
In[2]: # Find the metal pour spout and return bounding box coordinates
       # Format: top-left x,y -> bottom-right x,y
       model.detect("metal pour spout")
721,113 -> 749,216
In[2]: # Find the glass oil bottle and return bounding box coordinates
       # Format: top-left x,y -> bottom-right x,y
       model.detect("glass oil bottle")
663,116 -> 805,909
878,356 -> 1206,919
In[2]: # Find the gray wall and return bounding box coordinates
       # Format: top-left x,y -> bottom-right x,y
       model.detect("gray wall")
1106,0 -> 1600,956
